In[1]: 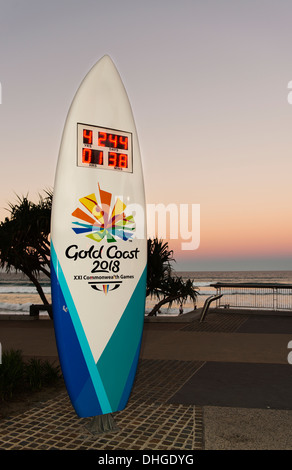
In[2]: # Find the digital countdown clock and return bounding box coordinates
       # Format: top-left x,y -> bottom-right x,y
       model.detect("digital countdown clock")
77,123 -> 132,172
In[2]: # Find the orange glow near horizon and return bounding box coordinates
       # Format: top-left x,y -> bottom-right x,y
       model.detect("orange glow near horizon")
147,198 -> 292,263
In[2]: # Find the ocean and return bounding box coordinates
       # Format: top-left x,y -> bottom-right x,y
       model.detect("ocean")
0,269 -> 291,317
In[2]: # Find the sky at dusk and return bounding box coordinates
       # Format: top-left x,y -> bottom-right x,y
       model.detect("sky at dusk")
0,0 -> 291,271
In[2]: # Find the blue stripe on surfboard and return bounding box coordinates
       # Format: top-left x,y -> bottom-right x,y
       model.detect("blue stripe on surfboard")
117,336 -> 142,411
51,261 -> 103,417
96,265 -> 147,411
51,242 -> 112,416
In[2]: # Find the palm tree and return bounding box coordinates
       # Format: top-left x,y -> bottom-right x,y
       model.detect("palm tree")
0,191 -> 52,317
146,238 -> 198,316
146,238 -> 174,297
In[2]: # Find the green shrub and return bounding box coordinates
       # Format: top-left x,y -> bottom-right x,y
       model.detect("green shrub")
41,359 -> 62,385
0,349 -> 61,400
25,358 -> 61,391
0,349 -> 24,400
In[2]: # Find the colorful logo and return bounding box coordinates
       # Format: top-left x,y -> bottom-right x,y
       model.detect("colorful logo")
71,184 -> 135,242
89,282 -> 122,294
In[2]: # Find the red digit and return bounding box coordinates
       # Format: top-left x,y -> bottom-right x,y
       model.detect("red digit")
108,152 -> 117,167
119,154 -> 128,168
119,136 -> 128,150
82,148 -> 92,163
98,132 -> 107,146
83,129 -> 92,144
109,134 -> 118,148
98,151 -> 103,165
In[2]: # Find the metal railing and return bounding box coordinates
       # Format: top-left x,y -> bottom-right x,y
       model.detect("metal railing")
210,282 -> 292,311
199,294 -> 223,322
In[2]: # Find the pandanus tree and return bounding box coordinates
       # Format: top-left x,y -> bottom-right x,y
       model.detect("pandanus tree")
0,191 -> 52,317
146,238 -> 198,316
146,237 -> 174,297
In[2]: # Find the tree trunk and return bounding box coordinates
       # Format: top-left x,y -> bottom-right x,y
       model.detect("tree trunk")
148,295 -> 181,316
23,268 -> 53,319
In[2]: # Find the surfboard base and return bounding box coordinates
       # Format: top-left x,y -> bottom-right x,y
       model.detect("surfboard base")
85,413 -> 119,435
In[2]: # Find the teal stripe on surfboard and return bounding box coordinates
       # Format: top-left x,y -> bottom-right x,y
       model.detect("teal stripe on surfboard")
96,265 -> 147,411
51,242 -> 112,414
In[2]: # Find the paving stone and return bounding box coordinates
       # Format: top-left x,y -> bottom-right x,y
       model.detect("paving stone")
180,313 -> 250,332
0,359 -> 204,450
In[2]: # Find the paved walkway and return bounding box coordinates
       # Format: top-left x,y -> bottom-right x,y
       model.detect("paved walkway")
1,309 -> 292,450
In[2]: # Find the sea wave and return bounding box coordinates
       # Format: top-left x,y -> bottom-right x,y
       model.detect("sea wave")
0,285 -> 51,294
193,282 -> 212,288
0,302 -> 31,312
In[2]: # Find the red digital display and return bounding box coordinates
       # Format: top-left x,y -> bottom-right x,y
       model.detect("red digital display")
82,148 -> 103,165
98,132 -> 128,150
78,124 -> 132,172
83,129 -> 93,144
108,152 -> 128,169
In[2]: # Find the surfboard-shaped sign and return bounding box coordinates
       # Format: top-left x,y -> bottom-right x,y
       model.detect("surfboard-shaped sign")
50,55 -> 147,418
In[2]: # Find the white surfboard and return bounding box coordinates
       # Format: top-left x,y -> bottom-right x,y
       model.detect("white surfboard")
50,55 -> 147,418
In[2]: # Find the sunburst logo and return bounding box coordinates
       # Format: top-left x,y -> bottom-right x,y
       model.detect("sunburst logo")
71,184 -> 135,242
